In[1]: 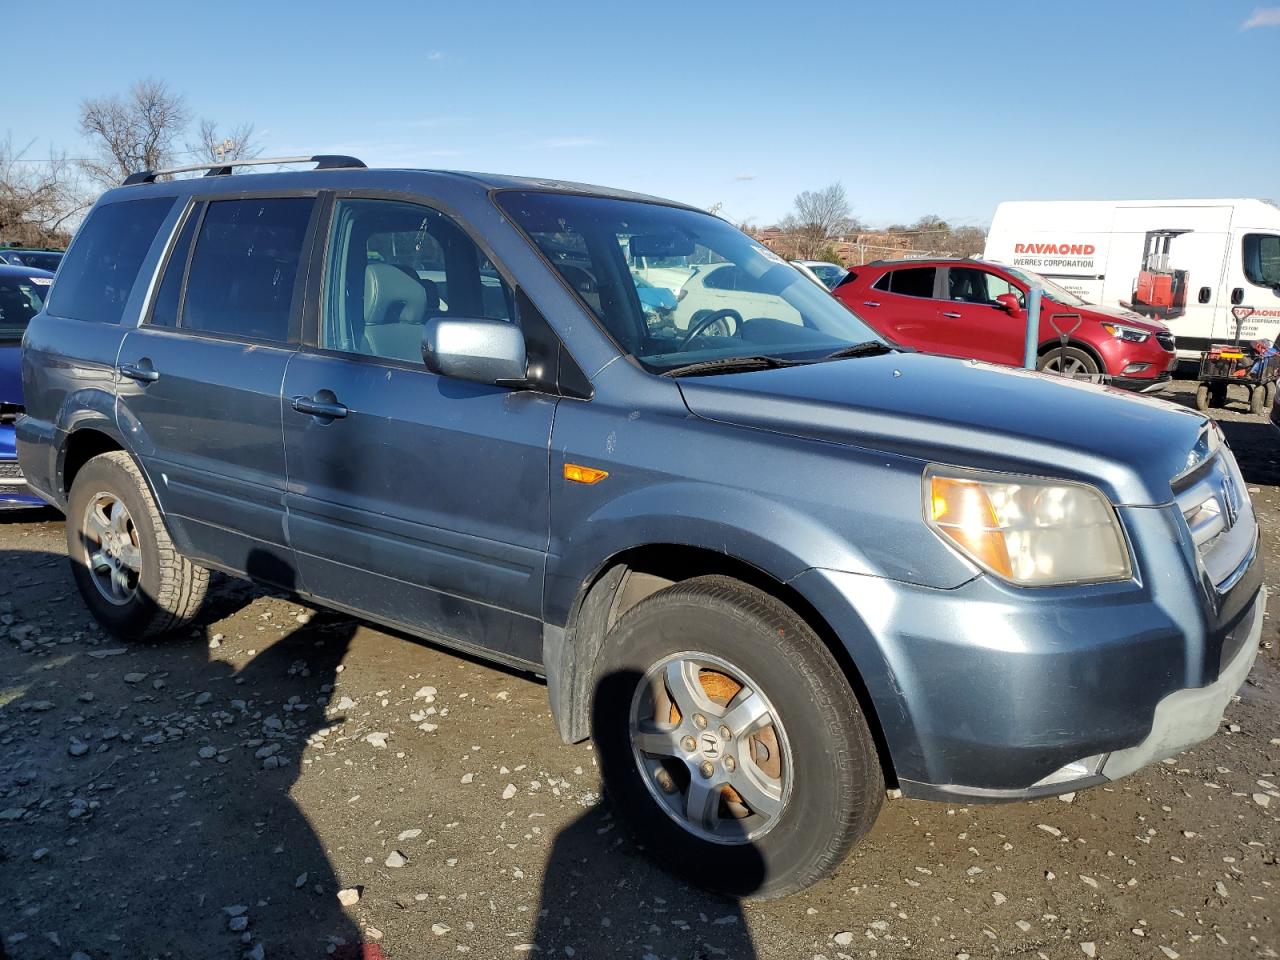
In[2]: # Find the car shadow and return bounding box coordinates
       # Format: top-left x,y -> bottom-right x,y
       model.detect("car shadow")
0,546 -> 375,960
529,668 -> 762,960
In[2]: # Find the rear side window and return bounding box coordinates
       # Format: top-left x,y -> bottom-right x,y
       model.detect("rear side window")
874,266 -> 936,298
48,198 -> 173,324
148,204 -> 201,328
181,198 -> 314,342
1243,234 -> 1280,288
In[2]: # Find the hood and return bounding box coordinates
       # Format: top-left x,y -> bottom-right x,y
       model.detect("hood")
676,351 -> 1206,505
1073,301 -> 1169,332
0,344 -> 21,404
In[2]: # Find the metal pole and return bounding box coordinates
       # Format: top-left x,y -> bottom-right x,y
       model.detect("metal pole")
1023,286 -> 1043,370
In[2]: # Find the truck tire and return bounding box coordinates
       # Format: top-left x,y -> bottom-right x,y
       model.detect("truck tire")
1251,384 -> 1267,416
65,451 -> 209,638
1195,384 -> 1211,411
591,575 -> 884,899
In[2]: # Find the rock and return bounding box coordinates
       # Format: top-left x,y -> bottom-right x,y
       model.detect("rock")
335,696 -> 356,711
31,848 -> 48,861
397,829 -> 422,841
337,888 -> 360,907
1080,943 -> 1096,958
198,746 -> 217,760
1160,947 -> 1180,959
1252,793 -> 1271,808
502,783 -> 518,800
413,686 -> 437,700
365,732 -> 389,749
431,924 -> 450,936
385,850 -> 408,868
991,892 -> 1006,905
194,692 -> 212,706
123,672 -> 147,684
295,873 -> 308,888
0,808 -> 26,821
1036,824 -> 1062,837
1080,875 -> 1099,889
255,743 -> 281,760
245,944 -> 264,960
461,773 -> 474,784
67,738 -> 89,757
834,933 -> 855,947
224,905 -> 248,917
228,916 -> 249,933
21,700 -> 55,712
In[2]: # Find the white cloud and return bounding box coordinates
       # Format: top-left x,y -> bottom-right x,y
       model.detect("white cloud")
1242,6 -> 1280,28
427,51 -> 445,61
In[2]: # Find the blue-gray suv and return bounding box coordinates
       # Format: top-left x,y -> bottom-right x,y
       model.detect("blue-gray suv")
17,156 -> 1265,897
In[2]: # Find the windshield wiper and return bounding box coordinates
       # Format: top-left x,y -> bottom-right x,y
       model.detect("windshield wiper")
817,340 -> 896,361
659,355 -> 802,378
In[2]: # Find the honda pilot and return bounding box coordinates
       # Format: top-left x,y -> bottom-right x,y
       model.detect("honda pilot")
17,156 -> 1264,897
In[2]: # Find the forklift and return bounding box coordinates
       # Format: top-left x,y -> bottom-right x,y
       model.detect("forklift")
1129,229 -> 1190,321
1194,306 -> 1280,415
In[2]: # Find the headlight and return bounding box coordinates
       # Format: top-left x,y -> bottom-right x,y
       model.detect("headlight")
924,468 -> 1131,586
1102,322 -> 1150,343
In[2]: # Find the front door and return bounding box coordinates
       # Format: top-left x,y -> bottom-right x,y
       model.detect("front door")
115,195 -> 317,582
281,197 -> 557,666
940,266 -> 1027,365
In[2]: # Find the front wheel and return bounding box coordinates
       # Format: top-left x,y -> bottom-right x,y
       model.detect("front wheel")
1195,384 -> 1211,411
591,576 -> 884,899
66,451 -> 209,638
1251,383 -> 1267,416
1037,346 -> 1101,381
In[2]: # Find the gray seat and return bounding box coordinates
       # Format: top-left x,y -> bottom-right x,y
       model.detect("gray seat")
362,262 -> 428,362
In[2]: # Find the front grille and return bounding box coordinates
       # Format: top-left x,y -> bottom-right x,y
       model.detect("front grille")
1156,332 -> 1176,352
1174,444 -> 1255,590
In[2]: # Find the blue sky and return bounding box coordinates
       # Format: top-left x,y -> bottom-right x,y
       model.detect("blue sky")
4,1 -> 1278,228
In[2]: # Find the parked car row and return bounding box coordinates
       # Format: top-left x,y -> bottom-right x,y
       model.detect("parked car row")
11,156 -> 1264,900
0,263 -> 55,508
0,247 -> 64,272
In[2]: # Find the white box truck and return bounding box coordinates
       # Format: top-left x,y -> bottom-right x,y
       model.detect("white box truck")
984,199 -> 1280,359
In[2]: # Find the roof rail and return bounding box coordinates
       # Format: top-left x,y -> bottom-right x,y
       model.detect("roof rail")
122,154 -> 366,186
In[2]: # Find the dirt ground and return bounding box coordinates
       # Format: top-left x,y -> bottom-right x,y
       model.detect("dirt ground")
1,379 -> 1277,960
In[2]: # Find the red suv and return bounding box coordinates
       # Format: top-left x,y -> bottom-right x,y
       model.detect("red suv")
833,258 -> 1177,391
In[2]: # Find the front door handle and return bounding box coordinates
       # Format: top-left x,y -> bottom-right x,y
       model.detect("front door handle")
118,361 -> 159,383
942,311 -> 962,319
291,394 -> 349,419
862,300 -> 881,308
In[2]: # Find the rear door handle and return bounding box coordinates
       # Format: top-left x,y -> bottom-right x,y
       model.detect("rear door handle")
118,361 -> 159,383
942,311 -> 962,319
290,395 -> 349,419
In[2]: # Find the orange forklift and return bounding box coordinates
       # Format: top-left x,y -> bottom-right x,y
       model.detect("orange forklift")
1130,229 -> 1190,321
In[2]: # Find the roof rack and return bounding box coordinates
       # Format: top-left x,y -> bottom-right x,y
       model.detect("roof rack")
122,154 -> 366,186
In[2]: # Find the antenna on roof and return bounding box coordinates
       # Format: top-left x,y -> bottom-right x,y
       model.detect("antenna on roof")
122,154 -> 366,186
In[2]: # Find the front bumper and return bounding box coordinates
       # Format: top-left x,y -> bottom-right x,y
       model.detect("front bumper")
792,502 -> 1264,803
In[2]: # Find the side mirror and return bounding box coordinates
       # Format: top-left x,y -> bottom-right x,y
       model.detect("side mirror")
994,292 -> 1023,315
422,317 -> 527,385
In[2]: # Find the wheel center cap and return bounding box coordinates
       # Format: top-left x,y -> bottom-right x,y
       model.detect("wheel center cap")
698,731 -> 723,760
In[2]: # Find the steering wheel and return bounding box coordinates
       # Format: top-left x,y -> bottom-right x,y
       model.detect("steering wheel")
681,308 -> 744,346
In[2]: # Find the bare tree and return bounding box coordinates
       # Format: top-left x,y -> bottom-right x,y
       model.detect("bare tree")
189,119 -> 261,164
78,78 -> 190,186
0,136 -> 87,247
778,182 -> 861,259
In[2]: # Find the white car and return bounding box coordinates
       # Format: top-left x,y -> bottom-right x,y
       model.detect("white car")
791,260 -> 848,289
672,262 -> 804,331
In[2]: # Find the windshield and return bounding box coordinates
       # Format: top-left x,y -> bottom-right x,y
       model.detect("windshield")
1001,265 -> 1087,307
0,274 -> 50,340
809,263 -> 847,287
497,192 -> 882,372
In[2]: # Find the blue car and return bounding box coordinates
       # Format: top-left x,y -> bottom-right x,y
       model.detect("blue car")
0,263 -> 54,508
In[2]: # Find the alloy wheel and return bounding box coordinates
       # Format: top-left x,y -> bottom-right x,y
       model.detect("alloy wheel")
82,492 -> 142,606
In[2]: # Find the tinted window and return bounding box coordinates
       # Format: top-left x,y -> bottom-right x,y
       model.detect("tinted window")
1243,234 -> 1280,288
182,198 -> 313,342
322,198 -> 512,362
148,204 -> 202,328
48,198 -> 173,324
948,268 -> 990,304
887,266 -> 936,298
0,274 -> 52,340
18,252 -> 62,272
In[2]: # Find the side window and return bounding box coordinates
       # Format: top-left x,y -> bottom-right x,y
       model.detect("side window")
322,199 -> 513,363
1243,234 -> 1280,288
47,198 -> 174,324
148,204 -> 202,328
887,267 -> 936,299
872,272 -> 892,293
984,272 -> 1025,307
947,268 -> 992,304
181,198 -> 313,342
701,265 -> 738,290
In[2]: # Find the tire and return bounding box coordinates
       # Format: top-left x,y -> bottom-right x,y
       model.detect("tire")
1195,384 -> 1211,412
66,451 -> 208,638
1251,384 -> 1267,416
1037,346 -> 1101,381
591,575 -> 884,899
1266,381 -> 1277,410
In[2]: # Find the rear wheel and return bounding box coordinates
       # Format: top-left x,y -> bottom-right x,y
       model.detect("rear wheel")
1195,384 -> 1211,411
591,575 -> 884,899
1037,346 -> 1101,381
66,452 -> 208,638
1251,383 -> 1267,415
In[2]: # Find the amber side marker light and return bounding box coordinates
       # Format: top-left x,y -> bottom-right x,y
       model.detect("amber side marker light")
928,476 -> 1014,579
564,463 -> 609,485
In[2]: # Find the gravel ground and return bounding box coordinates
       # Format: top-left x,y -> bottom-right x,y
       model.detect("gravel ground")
0,379 -> 1278,960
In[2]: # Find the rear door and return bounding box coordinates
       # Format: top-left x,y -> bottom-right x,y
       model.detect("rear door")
116,195 -> 319,583
280,195 -> 557,666
862,265 -> 942,349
